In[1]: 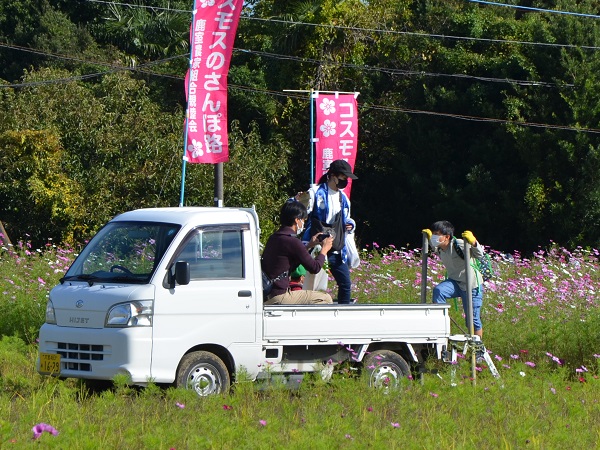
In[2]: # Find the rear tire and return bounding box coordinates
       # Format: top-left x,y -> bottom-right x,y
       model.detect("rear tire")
176,351 -> 230,396
363,350 -> 411,391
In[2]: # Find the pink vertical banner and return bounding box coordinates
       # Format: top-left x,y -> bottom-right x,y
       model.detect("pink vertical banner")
314,93 -> 359,198
184,0 -> 243,164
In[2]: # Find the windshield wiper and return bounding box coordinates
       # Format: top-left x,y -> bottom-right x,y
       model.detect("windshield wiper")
59,274 -> 101,286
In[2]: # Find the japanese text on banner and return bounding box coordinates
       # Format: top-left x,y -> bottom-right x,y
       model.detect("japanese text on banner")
314,93 -> 359,197
184,0 -> 243,164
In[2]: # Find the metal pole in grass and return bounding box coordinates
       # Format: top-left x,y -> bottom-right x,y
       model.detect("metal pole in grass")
463,240 -> 476,384
420,231 -> 429,303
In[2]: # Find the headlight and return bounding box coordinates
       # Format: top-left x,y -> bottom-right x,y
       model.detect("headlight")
45,300 -> 56,324
105,301 -> 153,327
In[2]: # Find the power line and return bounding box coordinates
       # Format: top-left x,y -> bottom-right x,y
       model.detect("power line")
83,0 -> 189,13
0,42 -> 187,88
0,14 -> 594,134
81,0 -> 600,51
235,48 -> 572,89
1,40 -> 571,90
233,84 -> 600,135
0,44 -> 594,134
467,0 -> 600,19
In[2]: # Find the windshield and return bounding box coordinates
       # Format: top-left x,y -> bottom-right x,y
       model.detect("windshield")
63,221 -> 180,284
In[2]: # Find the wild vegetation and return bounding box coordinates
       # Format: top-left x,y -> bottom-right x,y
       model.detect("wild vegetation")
2,238 -> 600,447
2,1 -> 600,252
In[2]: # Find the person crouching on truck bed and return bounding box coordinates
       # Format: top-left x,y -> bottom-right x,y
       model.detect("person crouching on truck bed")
262,200 -> 334,305
289,265 -> 306,291
422,221 -> 486,358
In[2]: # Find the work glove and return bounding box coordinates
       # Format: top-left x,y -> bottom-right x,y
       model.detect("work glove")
462,230 -> 477,246
422,229 -> 432,240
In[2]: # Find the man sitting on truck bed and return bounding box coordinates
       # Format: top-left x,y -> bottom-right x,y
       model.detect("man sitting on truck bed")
262,200 -> 334,305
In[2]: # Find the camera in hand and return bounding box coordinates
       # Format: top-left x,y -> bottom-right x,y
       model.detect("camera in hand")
318,232 -> 331,242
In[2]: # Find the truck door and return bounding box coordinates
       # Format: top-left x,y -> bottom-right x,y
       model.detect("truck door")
151,226 -> 257,381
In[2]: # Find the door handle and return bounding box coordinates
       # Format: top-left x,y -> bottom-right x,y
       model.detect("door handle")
238,290 -> 252,297
264,311 -> 282,317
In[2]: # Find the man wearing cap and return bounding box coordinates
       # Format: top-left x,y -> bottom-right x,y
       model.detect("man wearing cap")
299,159 -> 358,304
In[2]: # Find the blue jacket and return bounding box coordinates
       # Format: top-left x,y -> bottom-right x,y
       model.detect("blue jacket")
301,183 -> 355,263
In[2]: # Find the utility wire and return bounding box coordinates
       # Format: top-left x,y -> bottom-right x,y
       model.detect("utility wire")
235,48 -> 572,88
84,0 -> 190,13
0,42 -> 594,134
467,0 -> 600,19
0,42 -> 187,88
81,0 -> 600,51
0,41 -> 574,90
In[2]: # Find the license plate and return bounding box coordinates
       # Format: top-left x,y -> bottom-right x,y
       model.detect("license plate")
39,353 -> 61,374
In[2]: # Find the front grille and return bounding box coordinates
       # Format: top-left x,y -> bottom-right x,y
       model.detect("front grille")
56,342 -> 105,372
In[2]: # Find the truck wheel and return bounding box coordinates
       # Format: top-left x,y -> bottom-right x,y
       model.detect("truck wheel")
363,350 -> 411,391
176,351 -> 230,396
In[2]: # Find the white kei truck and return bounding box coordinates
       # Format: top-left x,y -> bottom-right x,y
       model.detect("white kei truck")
37,207 -> 454,396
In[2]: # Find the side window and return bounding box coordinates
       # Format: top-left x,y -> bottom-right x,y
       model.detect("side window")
176,228 -> 243,280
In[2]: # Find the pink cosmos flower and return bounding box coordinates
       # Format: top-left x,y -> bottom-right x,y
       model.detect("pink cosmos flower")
259,420 -> 267,426
32,423 -> 58,440
391,422 -> 400,428
222,405 -> 233,410
175,402 -> 185,409
430,392 -> 438,398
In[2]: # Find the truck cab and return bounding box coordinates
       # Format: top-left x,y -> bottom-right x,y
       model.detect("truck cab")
38,207 -> 264,394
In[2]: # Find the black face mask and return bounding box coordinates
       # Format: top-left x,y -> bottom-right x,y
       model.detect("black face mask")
336,177 -> 349,189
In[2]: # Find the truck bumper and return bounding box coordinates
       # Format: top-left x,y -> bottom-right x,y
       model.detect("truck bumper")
37,324 -> 153,384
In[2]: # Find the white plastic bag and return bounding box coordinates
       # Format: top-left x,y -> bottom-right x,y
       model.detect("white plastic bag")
303,268 -> 328,291
345,233 -> 360,269
302,245 -> 329,291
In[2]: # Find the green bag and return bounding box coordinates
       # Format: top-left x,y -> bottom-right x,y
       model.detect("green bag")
452,238 -> 493,282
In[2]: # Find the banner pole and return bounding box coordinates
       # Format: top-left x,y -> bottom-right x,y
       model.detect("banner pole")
179,157 -> 187,207
180,0 -> 198,207
310,89 -> 315,185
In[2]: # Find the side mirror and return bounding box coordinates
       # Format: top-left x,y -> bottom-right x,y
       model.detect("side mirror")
174,261 -> 190,286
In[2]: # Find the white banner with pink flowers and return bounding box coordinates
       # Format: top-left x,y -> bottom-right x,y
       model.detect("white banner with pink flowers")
313,92 -> 359,198
184,0 -> 243,164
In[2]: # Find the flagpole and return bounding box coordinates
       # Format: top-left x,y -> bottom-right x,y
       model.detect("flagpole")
309,89 -> 315,185
180,1 -> 198,207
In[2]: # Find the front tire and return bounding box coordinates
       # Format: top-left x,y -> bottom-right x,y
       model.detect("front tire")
176,351 -> 230,396
363,350 -> 411,391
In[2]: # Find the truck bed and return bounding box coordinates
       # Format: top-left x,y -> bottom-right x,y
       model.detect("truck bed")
263,303 -> 451,343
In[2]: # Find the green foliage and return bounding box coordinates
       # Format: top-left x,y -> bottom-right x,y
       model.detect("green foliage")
0,129 -> 86,244
0,335 -> 38,394
5,0 -> 600,252
2,242 -> 600,445
2,344 -> 600,447
223,120 -> 294,241
98,0 -> 190,58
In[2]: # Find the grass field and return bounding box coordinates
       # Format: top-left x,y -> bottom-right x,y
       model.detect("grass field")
2,237 -> 600,448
